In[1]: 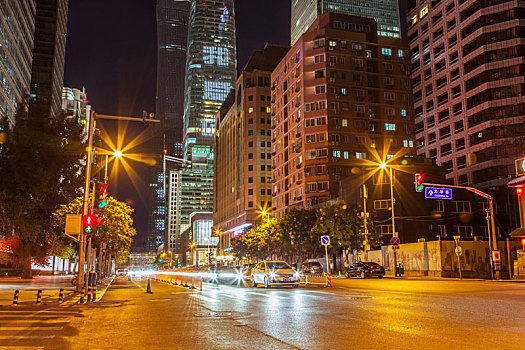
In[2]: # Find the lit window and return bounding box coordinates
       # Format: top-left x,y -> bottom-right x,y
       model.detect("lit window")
420,5 -> 428,18
386,154 -> 395,159
398,50 -> 404,57
342,119 -> 348,127
333,150 -> 341,158
341,88 -> 347,95
329,40 -> 337,47
411,14 -> 418,25
343,151 -> 349,159
248,107 -> 253,113
401,109 -> 406,116
370,139 -> 376,148
381,48 -> 392,56
266,107 -> 271,113
385,123 -> 396,131
356,152 -> 365,159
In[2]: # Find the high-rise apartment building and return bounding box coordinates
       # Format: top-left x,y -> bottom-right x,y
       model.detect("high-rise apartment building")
147,0 -> 190,253
29,0 -> 69,117
61,86 -> 91,140
409,0 -> 525,189
0,0 -> 37,124
291,0 -> 401,46
214,44 -> 289,256
182,0 -> 237,165
272,13 -> 413,217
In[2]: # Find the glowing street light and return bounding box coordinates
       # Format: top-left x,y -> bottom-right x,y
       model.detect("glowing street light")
113,150 -> 122,158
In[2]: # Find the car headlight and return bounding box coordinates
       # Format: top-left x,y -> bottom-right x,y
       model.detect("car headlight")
236,273 -> 245,280
293,272 -> 301,278
269,272 -> 277,279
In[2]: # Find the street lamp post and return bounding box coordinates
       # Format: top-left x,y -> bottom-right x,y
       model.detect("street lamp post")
379,162 -> 398,275
261,210 -> 271,259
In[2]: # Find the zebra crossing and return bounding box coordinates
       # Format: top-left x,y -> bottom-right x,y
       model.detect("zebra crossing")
0,308 -> 83,349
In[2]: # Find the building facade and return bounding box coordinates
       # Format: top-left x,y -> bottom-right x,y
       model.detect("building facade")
409,0 -> 525,190
0,0 -> 36,124
291,0 -> 402,46
167,167 -> 213,261
214,44 -> 289,256
29,0 -> 68,117
272,13 -> 413,217
182,0 -> 237,165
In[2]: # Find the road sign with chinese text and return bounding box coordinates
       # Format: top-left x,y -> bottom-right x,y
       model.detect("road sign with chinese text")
425,187 -> 453,200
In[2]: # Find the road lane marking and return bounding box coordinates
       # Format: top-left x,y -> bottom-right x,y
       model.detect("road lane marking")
0,326 -> 64,331
217,293 -> 248,301
0,347 -> 44,350
246,292 -> 286,299
193,294 -> 218,303
0,315 -> 71,318
0,335 -> 55,340
148,298 -> 171,302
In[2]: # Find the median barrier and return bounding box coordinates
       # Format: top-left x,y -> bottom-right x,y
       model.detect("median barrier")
13,290 -> 19,305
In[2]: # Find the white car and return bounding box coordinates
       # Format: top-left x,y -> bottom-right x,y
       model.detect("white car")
251,261 -> 300,288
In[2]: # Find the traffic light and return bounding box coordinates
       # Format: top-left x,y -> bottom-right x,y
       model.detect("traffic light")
95,217 -> 105,234
82,214 -> 96,234
521,238 -> 525,250
516,187 -> 523,196
415,173 -> 424,192
94,182 -> 109,209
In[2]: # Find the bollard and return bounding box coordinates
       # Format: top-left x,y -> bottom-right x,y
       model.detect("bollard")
79,287 -> 85,304
146,278 -> 153,294
13,290 -> 19,306
87,286 -> 92,303
326,273 -> 332,287
36,290 -> 42,304
58,288 -> 64,303
191,277 -> 195,289
128,274 -> 131,281
199,278 -> 203,291
92,285 -> 97,301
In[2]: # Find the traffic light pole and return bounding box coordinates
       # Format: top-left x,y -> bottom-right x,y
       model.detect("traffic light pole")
76,111 -> 159,292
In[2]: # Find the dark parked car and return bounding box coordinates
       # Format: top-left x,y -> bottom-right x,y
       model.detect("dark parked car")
345,262 -> 385,279
301,261 -> 324,274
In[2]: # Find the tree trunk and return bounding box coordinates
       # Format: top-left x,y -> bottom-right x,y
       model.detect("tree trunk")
20,243 -> 32,279
51,255 -> 56,275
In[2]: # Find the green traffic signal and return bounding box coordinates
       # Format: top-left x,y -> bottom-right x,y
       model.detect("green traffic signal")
98,199 -> 108,209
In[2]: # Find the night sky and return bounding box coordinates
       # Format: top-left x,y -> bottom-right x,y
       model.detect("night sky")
64,0 -> 291,247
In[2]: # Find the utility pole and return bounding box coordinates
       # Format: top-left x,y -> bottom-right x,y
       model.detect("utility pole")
362,184 -> 369,261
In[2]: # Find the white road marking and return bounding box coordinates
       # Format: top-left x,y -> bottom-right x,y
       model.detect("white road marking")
0,326 -> 64,331
246,291 -> 286,299
0,335 -> 55,340
0,347 -> 45,350
148,298 -> 171,302
193,294 -> 219,303
217,293 -> 248,301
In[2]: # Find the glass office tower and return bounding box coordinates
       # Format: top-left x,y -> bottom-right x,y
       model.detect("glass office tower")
182,0 -> 237,166
290,0 -> 401,45
0,0 -> 36,124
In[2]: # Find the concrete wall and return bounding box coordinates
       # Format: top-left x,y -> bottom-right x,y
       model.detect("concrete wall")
361,240 -> 522,278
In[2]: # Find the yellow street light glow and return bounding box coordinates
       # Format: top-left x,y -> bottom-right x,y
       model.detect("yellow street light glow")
113,150 -> 122,158
379,161 -> 387,169
261,210 -> 267,215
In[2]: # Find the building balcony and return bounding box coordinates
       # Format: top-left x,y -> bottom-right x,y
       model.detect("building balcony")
296,163 -> 302,169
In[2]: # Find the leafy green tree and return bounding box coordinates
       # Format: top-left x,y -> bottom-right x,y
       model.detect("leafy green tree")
278,208 -> 318,261
0,104 -> 84,278
312,202 -> 364,252
51,196 -> 136,270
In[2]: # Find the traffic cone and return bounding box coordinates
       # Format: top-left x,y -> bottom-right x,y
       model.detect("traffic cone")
146,278 -> 153,294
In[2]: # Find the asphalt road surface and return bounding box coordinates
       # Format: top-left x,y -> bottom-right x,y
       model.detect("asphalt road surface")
0,276 -> 524,349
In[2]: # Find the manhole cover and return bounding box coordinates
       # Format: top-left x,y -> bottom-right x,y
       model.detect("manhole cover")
194,312 -> 232,318
349,296 -> 373,300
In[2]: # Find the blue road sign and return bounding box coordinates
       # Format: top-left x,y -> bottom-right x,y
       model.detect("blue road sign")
425,187 -> 453,200
390,237 -> 400,246
321,235 -> 330,246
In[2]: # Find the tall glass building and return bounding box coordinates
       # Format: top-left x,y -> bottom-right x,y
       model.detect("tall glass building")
29,0 -> 69,118
147,0 -> 191,253
182,0 -> 237,166
0,0 -> 36,124
290,0 -> 401,45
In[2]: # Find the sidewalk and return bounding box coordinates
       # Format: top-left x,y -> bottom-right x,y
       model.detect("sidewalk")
0,274 -> 115,306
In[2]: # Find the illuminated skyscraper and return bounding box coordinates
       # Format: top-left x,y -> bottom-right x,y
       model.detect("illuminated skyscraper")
182,0 -> 237,166
290,0 -> 401,45
0,0 -> 36,124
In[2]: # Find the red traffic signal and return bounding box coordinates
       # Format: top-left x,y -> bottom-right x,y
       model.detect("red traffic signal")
415,173 -> 424,192
516,187 -> 523,196
82,214 -> 97,234
521,238 -> 525,250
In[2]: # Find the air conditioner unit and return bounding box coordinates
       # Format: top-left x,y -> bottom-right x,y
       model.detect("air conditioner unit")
329,46 -> 335,51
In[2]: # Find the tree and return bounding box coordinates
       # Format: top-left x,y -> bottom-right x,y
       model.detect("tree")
312,202 -> 364,252
278,208 -> 317,261
51,196 -> 136,269
0,104 -> 84,278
